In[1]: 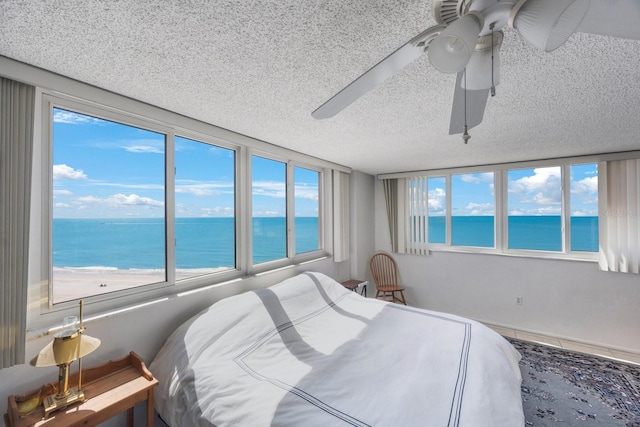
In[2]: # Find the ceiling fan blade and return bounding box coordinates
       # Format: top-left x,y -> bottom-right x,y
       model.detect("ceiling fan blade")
462,32 -> 503,91
577,0 -> 640,40
449,71 -> 490,135
312,25 -> 445,120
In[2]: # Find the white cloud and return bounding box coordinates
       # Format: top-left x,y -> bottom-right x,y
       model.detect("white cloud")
572,209 -> 598,217
53,164 -> 87,180
460,172 -> 493,184
465,202 -> 494,216
54,189 -> 72,196
124,145 -> 164,154
55,202 -> 70,208
175,180 -> 233,197
428,187 -> 446,214
53,110 -> 105,125
253,210 -> 281,217
75,193 -> 164,208
177,186 -> 217,196
252,181 -> 286,198
572,176 -> 598,195
294,183 -> 319,201
199,206 -> 234,217
509,167 -> 561,207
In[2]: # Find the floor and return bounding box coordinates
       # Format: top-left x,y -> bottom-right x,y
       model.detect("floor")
487,324 -> 640,366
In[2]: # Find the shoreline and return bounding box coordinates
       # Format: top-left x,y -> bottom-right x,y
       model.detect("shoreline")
52,267 -> 227,303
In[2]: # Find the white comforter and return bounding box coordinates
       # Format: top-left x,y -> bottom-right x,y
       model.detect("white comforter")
150,272 -> 524,426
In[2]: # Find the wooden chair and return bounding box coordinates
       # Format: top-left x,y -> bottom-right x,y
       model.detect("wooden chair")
369,253 -> 407,305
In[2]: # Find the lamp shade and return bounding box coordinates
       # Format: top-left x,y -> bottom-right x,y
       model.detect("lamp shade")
429,11 -> 484,74
462,32 -> 503,90
31,334 -> 101,367
509,0 -> 590,52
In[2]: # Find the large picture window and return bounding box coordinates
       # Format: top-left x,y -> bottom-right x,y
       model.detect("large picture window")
428,177 -> 446,244
294,166 -> 321,254
52,108 -> 166,303
401,161 -> 598,258
38,97 -> 331,321
451,173 -> 495,247
175,136 -> 236,280
570,163 -> 599,252
251,156 -> 287,264
507,167 -> 562,251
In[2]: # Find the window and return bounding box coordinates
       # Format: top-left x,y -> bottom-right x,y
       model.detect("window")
570,163 -> 599,252
399,160 -> 599,258
507,167 -> 562,251
36,94 -> 333,325
52,108 -> 166,303
428,177 -> 446,244
451,173 -> 495,247
175,136 -> 236,280
294,166 -> 320,254
251,156 -> 287,264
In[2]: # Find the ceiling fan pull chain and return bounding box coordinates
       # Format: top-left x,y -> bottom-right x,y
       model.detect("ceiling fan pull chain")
491,23 -> 496,97
462,69 -> 470,144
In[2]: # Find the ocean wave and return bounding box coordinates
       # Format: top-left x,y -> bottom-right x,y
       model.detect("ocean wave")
54,266 -> 164,274
53,266 -> 229,275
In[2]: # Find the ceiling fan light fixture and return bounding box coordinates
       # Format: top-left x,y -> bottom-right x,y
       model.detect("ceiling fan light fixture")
428,11 -> 485,74
509,0 -> 590,52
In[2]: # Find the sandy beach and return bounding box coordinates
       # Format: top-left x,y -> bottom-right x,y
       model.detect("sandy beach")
52,267 -> 224,303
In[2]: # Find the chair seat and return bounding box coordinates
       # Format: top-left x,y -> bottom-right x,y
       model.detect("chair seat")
377,285 -> 404,292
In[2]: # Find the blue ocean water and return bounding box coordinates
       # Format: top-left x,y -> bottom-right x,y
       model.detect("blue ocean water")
429,216 -> 598,251
54,216 -> 597,271
53,217 -> 319,270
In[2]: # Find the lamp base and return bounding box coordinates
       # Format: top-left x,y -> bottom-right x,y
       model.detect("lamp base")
43,386 -> 85,417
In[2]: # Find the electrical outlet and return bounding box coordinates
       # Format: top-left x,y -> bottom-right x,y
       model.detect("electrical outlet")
516,296 -> 523,305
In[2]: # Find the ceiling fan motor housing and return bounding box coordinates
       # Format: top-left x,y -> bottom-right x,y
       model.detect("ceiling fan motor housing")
433,0 -> 467,24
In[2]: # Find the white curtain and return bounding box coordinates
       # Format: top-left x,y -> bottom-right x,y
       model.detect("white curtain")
598,159 -> 640,273
0,77 -> 35,368
406,177 -> 429,256
333,170 -> 350,262
383,178 -> 412,254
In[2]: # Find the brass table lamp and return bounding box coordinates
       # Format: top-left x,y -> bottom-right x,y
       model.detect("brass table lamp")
31,300 -> 100,417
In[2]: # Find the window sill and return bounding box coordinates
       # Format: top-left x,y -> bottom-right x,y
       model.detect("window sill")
27,254 -> 332,338
426,245 -> 599,263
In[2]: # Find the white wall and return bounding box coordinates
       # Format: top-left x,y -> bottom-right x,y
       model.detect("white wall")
349,171 -> 376,284
374,179 -> 640,354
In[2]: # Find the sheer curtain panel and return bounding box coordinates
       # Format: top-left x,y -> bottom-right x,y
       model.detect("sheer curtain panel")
407,177 -> 429,256
382,178 -> 408,253
333,170 -> 350,262
0,77 -> 35,368
598,159 -> 640,273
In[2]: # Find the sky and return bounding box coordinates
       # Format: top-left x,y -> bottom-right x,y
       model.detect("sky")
52,108 -> 319,219
428,165 -> 598,217
53,107 -> 598,220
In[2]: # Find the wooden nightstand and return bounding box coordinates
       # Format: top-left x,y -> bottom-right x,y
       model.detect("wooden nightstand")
4,352 -> 158,427
341,279 -> 368,297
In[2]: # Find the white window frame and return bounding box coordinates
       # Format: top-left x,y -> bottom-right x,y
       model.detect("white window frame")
247,151 -> 326,275
387,156 -> 608,262
26,89 -> 337,332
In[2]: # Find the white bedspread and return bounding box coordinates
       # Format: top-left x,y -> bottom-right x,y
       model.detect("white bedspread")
150,272 -> 524,426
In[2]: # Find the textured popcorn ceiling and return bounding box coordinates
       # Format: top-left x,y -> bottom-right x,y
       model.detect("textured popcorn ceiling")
1,1 -> 639,175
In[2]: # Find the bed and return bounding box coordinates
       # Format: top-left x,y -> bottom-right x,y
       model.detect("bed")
150,272 -> 524,426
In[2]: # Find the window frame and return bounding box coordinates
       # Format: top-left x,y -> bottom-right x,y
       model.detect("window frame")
29,91 -> 335,331
247,151 -> 325,275
398,158 -> 601,261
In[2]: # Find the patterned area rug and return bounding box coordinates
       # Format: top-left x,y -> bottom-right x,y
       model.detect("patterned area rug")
508,338 -> 640,426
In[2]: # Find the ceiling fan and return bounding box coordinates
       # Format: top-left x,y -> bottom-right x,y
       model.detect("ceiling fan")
311,0 -> 640,142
